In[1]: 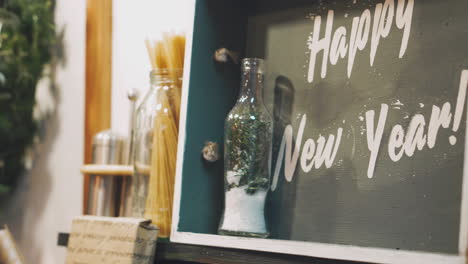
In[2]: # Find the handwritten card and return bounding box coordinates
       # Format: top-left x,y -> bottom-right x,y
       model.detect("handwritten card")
65,216 -> 158,264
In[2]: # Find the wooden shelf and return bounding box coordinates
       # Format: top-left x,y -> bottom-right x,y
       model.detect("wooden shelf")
57,233 -> 370,264
80,164 -> 133,176
155,241 -> 370,264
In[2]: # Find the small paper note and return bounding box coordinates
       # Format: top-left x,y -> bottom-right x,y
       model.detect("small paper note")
65,216 -> 158,264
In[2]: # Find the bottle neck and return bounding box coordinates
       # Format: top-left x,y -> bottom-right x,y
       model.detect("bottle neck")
150,74 -> 171,88
149,69 -> 182,89
238,70 -> 264,104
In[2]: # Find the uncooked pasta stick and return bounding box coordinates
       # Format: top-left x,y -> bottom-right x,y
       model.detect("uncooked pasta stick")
142,33 -> 184,238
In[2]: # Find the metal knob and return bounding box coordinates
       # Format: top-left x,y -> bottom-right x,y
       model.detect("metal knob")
202,141 -> 219,162
214,48 -> 239,64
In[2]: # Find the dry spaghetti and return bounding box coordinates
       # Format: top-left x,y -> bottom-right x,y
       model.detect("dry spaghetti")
143,32 -> 185,238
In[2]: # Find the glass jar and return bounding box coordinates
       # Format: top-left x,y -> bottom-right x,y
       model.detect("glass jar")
132,69 -> 181,238
218,58 -> 273,238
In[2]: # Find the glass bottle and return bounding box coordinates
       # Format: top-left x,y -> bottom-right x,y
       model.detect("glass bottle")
218,58 -> 273,238
132,69 -> 182,238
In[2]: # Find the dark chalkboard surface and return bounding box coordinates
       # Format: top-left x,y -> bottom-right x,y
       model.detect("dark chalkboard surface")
245,0 -> 468,254
173,0 -> 468,262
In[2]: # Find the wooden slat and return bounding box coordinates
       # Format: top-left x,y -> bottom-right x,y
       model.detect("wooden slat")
81,164 -> 133,176
83,0 -> 113,213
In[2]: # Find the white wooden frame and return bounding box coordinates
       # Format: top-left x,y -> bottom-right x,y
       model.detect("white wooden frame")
171,1 -> 468,263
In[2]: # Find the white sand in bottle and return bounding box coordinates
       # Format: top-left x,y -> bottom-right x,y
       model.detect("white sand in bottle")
220,174 -> 268,234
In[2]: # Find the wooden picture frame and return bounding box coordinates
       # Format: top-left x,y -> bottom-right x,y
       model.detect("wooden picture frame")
170,1 -> 468,264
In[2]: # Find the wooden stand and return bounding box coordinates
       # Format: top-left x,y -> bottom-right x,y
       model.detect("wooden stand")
81,164 -> 133,216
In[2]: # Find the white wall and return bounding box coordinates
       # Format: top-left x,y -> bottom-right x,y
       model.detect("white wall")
111,0 -> 195,136
1,0 -> 86,263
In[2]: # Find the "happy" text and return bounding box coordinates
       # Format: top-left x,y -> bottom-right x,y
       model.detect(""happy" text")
307,0 -> 414,83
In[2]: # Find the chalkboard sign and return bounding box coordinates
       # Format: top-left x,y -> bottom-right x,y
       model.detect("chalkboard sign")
172,0 -> 468,263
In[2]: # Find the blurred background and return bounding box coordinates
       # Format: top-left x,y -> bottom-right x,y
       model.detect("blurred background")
0,0 -> 193,263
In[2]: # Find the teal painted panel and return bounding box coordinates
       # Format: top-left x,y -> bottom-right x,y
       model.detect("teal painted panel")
178,0 -> 248,234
